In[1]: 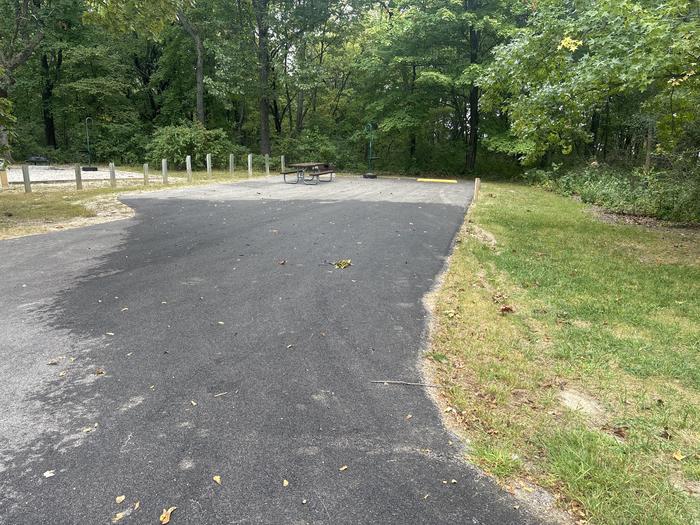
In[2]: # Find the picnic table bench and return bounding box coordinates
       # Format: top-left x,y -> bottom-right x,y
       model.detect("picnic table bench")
283,162 -> 335,185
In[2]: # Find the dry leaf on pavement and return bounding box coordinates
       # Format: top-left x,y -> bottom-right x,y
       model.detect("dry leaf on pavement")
283,479 -> 289,487
159,506 -> 177,524
115,495 -> 125,504
112,511 -> 126,523
213,475 -> 221,485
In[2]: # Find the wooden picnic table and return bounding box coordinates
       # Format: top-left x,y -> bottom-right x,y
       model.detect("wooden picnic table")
283,162 -> 335,185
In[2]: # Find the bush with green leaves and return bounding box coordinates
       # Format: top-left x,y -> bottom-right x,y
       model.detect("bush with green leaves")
146,124 -> 237,169
525,164 -> 700,223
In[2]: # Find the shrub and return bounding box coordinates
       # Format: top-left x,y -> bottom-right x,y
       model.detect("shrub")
524,164 -> 700,223
146,123 -> 236,169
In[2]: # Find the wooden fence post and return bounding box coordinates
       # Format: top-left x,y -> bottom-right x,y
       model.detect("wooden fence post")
74,165 -> 82,191
281,155 -> 285,172
206,153 -> 212,178
21,165 -> 32,193
109,162 -> 116,188
247,154 -> 253,177
162,158 -> 168,185
0,167 -> 9,191
143,163 -> 149,185
186,155 -> 192,183
229,154 -> 234,176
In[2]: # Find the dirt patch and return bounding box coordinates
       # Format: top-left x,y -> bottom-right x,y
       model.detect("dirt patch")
559,389 -> 605,423
467,224 -> 498,248
0,194 -> 134,240
588,205 -> 699,230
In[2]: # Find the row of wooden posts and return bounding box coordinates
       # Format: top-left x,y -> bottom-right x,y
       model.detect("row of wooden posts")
1,153 -> 287,193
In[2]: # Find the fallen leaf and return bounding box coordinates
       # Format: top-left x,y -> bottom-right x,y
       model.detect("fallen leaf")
286,344 -> 294,349
134,501 -> 140,510
213,475 -> 221,485
673,450 -> 686,461
121,307 -> 129,312
159,506 -> 177,524
333,259 -> 352,269
43,470 -> 55,478
115,495 -> 126,504
59,371 -> 67,377
278,260 -> 287,265
339,465 -> 348,472
500,305 -> 515,314
423,494 -> 430,500
283,479 -> 289,487
105,332 -> 115,336
47,359 -> 60,366
112,511 -> 127,523
405,414 -> 413,420
95,367 -> 106,376
190,400 -> 197,406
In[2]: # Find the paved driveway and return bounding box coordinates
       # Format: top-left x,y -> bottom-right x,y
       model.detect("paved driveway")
0,177 -> 538,524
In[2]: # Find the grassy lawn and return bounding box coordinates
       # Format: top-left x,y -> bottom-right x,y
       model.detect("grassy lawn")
428,182 -> 699,524
0,170 -> 266,238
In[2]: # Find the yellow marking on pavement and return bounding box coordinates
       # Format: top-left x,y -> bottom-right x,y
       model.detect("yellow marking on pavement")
416,178 -> 458,184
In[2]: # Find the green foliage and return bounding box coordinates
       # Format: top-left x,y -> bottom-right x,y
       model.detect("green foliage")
146,123 -> 234,168
524,164 -> 700,223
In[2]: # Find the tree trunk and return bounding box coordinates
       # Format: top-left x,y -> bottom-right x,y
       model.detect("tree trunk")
253,0 -> 271,154
644,122 -> 653,171
465,1 -> 480,172
178,11 -> 205,124
41,49 -> 61,148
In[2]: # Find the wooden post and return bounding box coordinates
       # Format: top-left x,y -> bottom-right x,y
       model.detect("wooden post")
0,167 -> 9,191
109,162 -> 116,188
206,153 -> 212,178
22,165 -> 32,193
247,153 -> 253,177
281,155 -> 285,172
264,154 -> 270,176
229,154 -> 234,176
162,158 -> 168,185
74,165 -> 82,191
186,155 -> 192,183
474,177 -> 481,203
143,163 -> 149,185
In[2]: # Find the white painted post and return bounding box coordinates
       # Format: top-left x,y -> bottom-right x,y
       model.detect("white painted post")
143,163 -> 149,185
229,154 -> 234,176
281,155 -> 285,172
74,165 -> 82,191
0,166 -> 9,191
109,162 -> 116,188
206,153 -> 212,178
186,155 -> 192,183
474,177 -> 481,202
264,154 -> 270,176
22,165 -> 32,193
162,158 -> 168,185
247,153 -> 253,177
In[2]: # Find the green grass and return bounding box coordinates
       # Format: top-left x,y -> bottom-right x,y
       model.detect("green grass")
428,182 -> 699,524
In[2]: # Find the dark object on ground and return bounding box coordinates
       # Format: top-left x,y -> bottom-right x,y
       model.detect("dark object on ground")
364,173 -> 377,179
82,166 -> 98,172
26,155 -> 49,165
